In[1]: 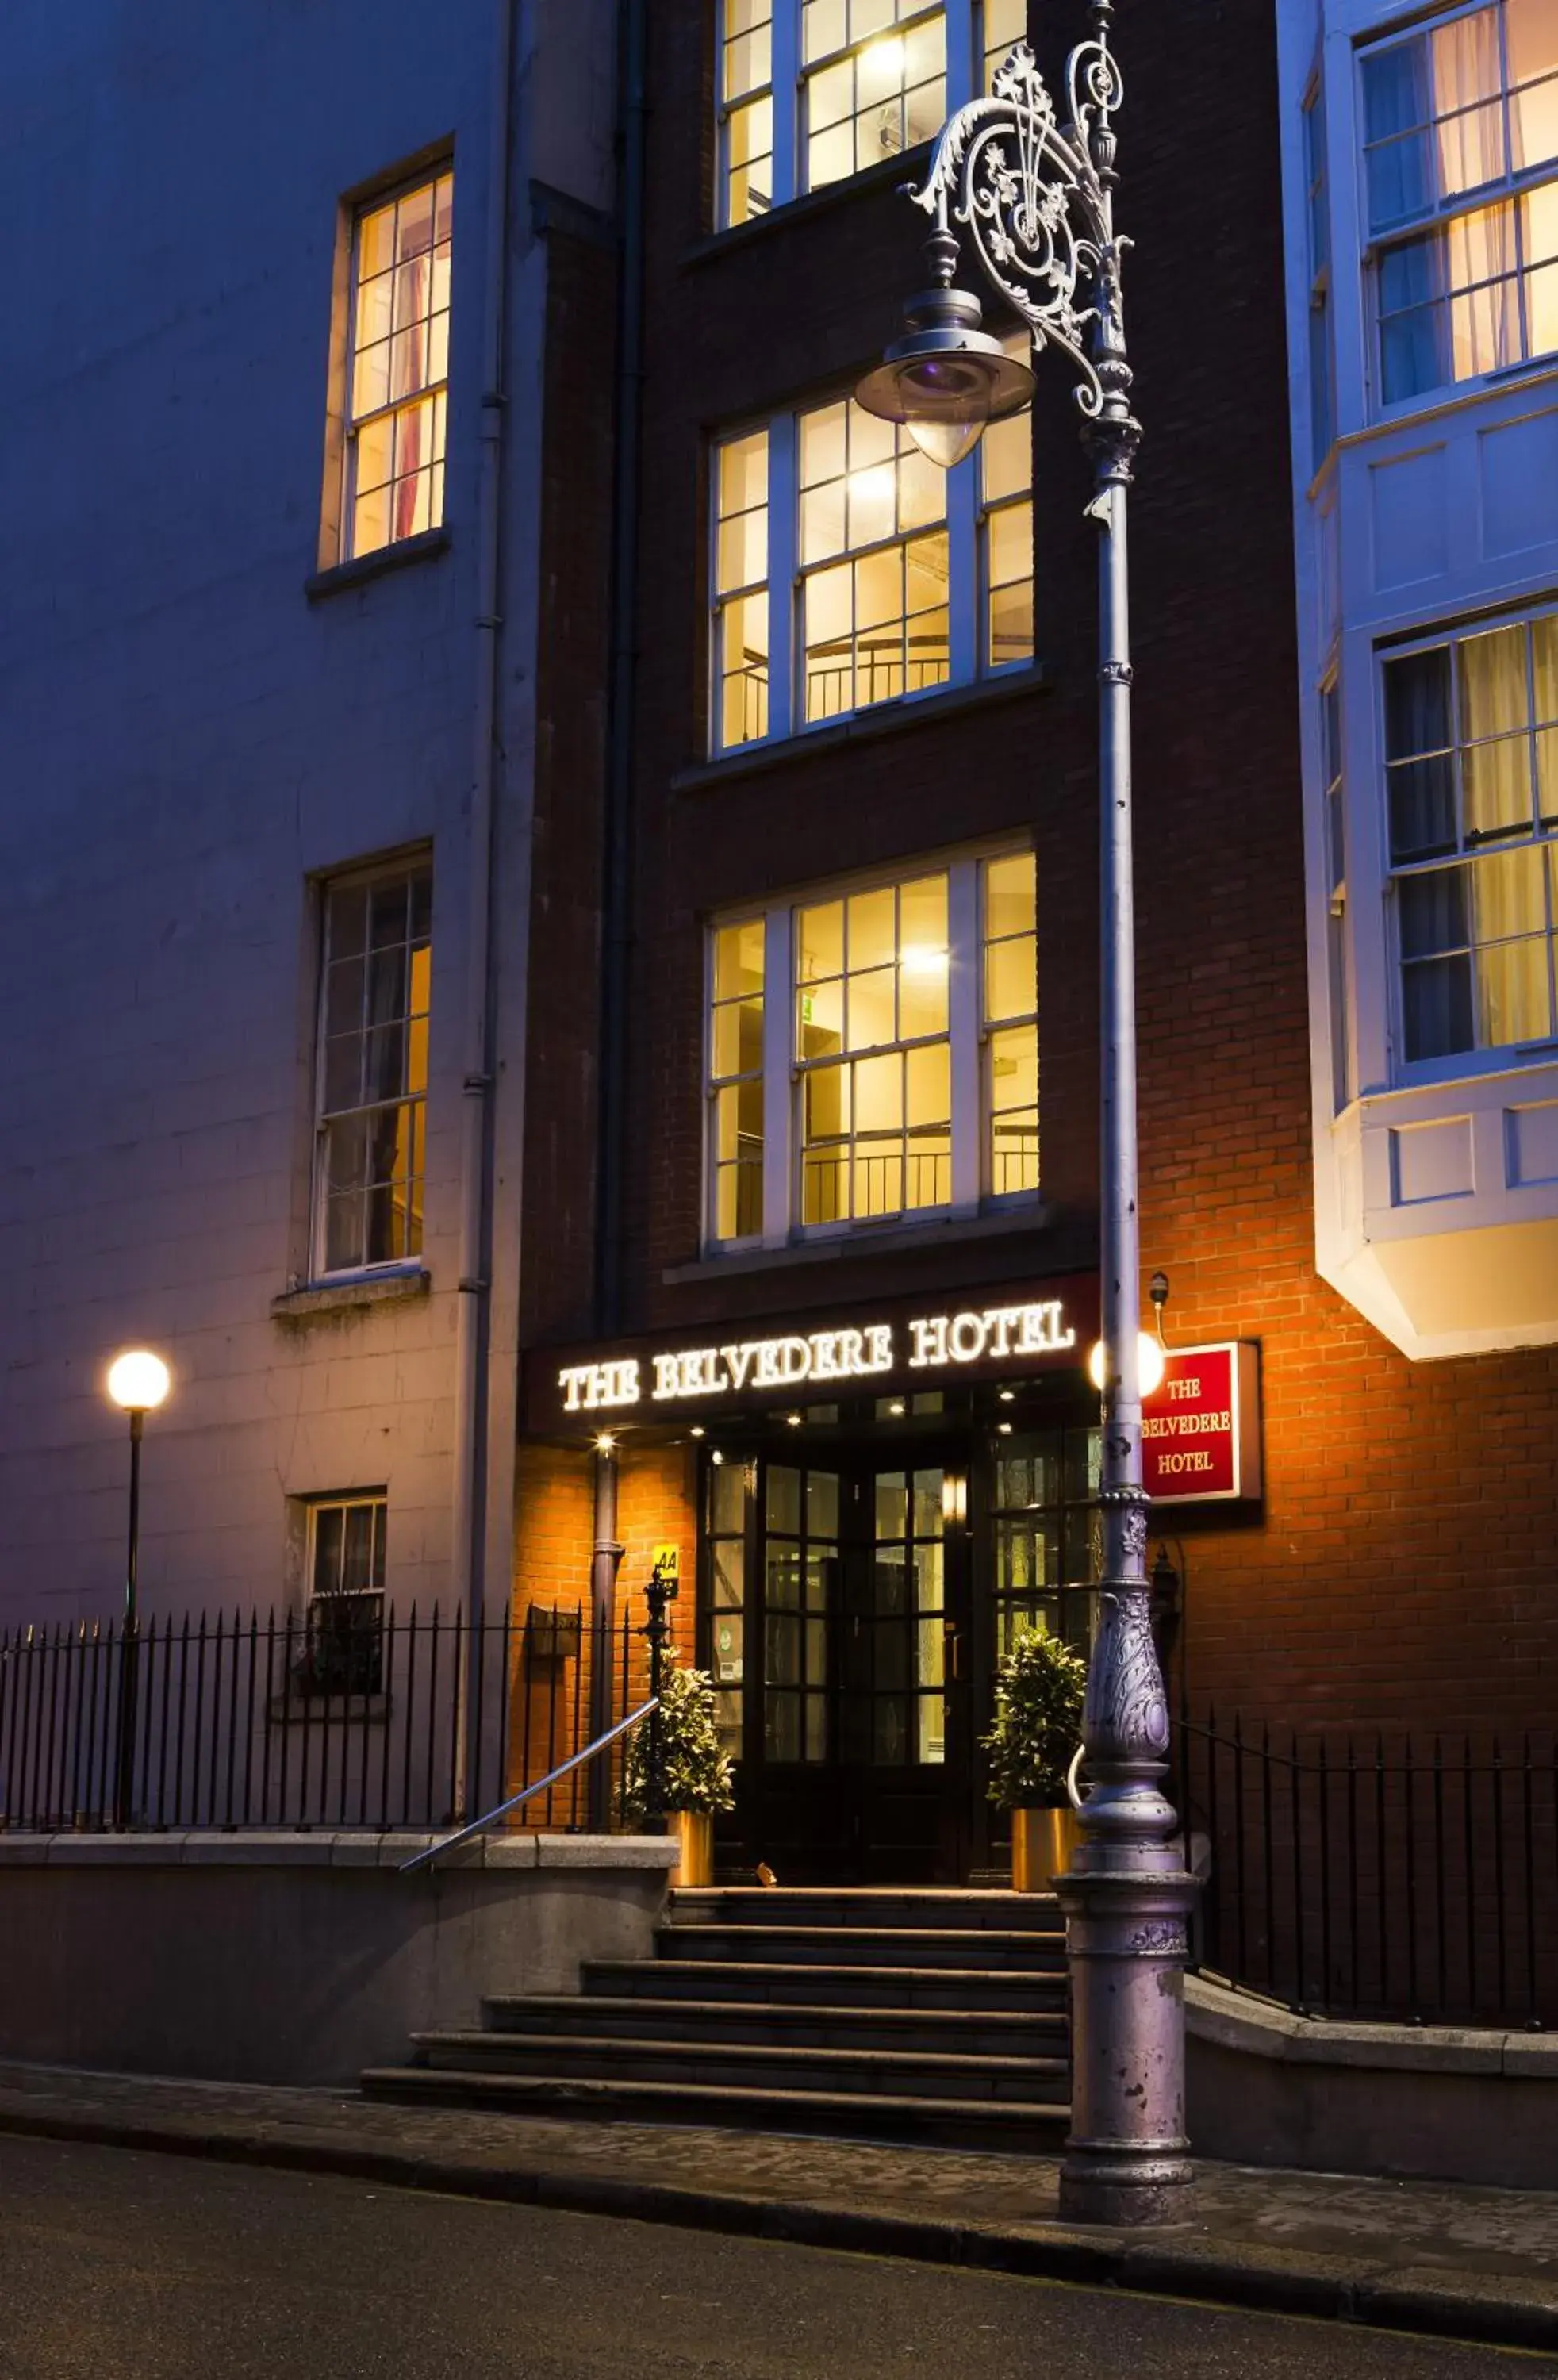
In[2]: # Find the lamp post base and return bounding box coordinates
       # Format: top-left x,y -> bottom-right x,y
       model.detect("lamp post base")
1055,1857 -> 1198,2228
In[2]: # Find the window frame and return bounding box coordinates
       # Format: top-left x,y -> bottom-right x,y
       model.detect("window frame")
1379,603 -> 1558,1083
338,163 -> 453,565
1359,0 -> 1558,414
708,374 -> 1033,758
715,0 -> 1027,232
703,842 -> 1040,1251
301,1492 -> 389,1699
309,853 -> 433,1284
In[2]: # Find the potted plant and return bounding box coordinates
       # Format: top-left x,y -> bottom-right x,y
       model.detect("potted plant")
983,1628 -> 1088,1893
624,1648 -> 735,1887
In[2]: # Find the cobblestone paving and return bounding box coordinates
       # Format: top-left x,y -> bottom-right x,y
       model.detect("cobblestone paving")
0,2057 -> 1554,2301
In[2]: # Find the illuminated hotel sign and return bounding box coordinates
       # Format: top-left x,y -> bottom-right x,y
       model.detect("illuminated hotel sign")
1142,1343 -> 1261,1505
555,1297 -> 1080,1416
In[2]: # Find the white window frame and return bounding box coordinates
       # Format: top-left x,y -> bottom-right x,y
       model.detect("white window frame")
1358,0 -> 1558,417
302,1493 -> 388,1699
709,381 -> 1032,756
339,164 -> 453,562
716,0 -> 1028,230
309,854 -> 433,1284
704,843 -> 1038,1250
1378,602 -> 1558,1087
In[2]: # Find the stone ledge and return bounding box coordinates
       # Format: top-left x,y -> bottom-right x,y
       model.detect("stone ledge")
1186,1972 -> 1556,2078
271,1269 -> 431,1322
0,1830 -> 679,1873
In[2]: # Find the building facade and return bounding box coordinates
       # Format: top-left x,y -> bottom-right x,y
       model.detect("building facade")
510,0 -> 1558,1888
0,0 -> 616,1711
3,0 -> 1556,1903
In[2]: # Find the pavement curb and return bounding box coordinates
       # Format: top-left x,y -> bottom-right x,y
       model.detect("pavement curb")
0,2096 -> 1554,2355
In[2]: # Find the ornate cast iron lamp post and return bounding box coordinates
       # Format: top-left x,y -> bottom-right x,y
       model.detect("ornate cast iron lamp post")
858,2 -> 1195,2227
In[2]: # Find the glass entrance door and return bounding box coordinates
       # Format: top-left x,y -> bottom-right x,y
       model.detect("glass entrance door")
704,1449 -> 971,1883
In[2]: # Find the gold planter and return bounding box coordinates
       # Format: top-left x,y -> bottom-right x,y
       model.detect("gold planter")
668,1809 -> 715,1890
1011,1805 -> 1080,1894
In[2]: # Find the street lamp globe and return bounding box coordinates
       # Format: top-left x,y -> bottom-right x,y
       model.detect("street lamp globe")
1087,1332 -> 1167,1398
106,1350 -> 171,1415
856,280 -> 1034,469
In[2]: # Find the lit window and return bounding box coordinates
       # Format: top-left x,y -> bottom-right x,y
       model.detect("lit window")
797,873 -> 953,1222
979,351 -> 1034,670
981,0 -> 1027,90
800,401 -> 950,720
305,1496 -> 386,1696
983,850 -> 1038,1194
709,917 -> 767,1241
315,860 -> 432,1274
705,850 -> 1038,1245
718,1 -> 1023,229
1383,611 -> 1558,1065
342,171 -> 451,558
714,431 -> 770,748
712,382 -> 1031,754
1361,2 -> 1558,403
803,2 -> 946,196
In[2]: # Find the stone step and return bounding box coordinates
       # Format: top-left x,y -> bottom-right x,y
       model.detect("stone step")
670,1887 -> 1057,1933
408,2029 -> 1069,2106
583,1957 -> 1067,2012
657,1923 -> 1066,1972
361,2063 -> 1071,2152
480,1992 -> 1069,2060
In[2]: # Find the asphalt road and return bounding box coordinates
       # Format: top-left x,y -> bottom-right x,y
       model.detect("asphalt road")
0,2135 -> 1547,2379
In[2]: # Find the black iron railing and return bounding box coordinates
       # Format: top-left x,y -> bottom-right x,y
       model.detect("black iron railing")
1177,1711 -> 1558,2031
0,1603 -> 644,1835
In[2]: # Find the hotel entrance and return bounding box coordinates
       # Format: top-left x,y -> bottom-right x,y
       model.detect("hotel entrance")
525,1276 -> 1109,1885
698,1399 -> 1105,1885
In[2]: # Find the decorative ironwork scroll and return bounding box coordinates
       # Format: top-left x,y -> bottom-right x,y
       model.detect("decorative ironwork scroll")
908,12 -> 1126,420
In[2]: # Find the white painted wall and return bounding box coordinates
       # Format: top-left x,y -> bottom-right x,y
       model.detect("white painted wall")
1277,0 -> 1558,1355
0,1 -> 615,1622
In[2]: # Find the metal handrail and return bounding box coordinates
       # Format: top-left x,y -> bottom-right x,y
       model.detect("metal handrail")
398,1696 -> 659,1875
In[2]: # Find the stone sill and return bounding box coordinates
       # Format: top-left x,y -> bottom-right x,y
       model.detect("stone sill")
663,1200 -> 1050,1285
1186,1972 -> 1558,2079
265,1695 -> 391,1726
0,1831 -> 680,1873
680,142 -> 934,269
305,527 -> 451,601
671,666 -> 1050,797
271,1269 -> 430,1323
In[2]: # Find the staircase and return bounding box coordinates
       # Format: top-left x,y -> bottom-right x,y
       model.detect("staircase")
363,1887 -> 1071,2152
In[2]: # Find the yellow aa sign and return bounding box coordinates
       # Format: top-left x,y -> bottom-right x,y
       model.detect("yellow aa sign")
651,1544 -> 680,1584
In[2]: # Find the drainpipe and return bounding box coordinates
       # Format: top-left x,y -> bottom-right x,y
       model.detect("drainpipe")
588,1440 -> 624,1830
450,0 -> 516,1817
593,0 -> 648,1337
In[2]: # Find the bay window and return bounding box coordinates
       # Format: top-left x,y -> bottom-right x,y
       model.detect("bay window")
718,0 -> 1028,230
706,849 -> 1038,1246
712,374 -> 1032,753
1362,0 -> 1558,404
1384,609 -> 1558,1065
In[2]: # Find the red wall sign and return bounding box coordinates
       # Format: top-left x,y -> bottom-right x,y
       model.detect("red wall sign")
1142,1342 -> 1261,1505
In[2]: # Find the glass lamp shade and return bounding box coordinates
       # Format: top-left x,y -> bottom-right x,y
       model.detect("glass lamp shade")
857,340 -> 1034,467
106,1349 -> 171,1413
1087,1334 -> 1167,1397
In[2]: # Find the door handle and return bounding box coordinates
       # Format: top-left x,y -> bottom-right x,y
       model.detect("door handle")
944,1625 -> 963,1683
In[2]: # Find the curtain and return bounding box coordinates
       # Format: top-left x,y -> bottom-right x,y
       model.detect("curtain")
1433,7 -> 1506,198
1449,200 -> 1521,374
1460,624 -> 1532,835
